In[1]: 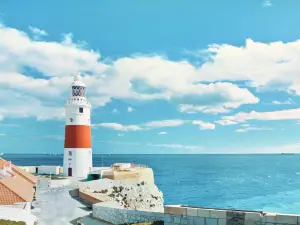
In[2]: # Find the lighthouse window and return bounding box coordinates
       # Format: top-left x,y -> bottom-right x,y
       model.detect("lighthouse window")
79,107 -> 83,113
72,86 -> 86,97
69,118 -> 73,123
68,151 -> 72,156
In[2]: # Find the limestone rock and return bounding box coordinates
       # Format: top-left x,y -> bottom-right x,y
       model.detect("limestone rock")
79,178 -> 164,212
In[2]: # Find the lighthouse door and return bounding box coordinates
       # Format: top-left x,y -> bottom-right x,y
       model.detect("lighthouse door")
68,167 -> 72,176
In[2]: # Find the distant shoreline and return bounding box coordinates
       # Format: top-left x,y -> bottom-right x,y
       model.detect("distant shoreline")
2,153 -> 300,155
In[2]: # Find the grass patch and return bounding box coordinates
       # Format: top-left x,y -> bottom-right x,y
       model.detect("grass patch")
121,221 -> 164,225
39,175 -> 68,180
0,220 -> 26,225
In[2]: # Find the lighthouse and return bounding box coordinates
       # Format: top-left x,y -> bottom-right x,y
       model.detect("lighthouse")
63,74 -> 93,178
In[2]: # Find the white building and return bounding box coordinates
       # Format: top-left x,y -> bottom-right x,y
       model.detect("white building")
63,74 -> 93,178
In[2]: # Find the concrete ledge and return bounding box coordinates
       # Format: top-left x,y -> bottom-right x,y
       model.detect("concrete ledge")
93,203 -> 164,224
276,214 -> 298,224
210,209 -> 227,219
264,213 -> 277,223
197,208 -> 211,218
90,204 -> 300,225
245,212 -> 263,222
186,208 -> 198,217
165,206 -> 187,215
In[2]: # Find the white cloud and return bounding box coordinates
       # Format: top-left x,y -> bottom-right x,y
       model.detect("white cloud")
94,119 -> 215,131
177,83 -> 259,114
272,98 -> 294,105
215,119 -> 238,126
241,124 -> 250,127
95,119 -> 186,131
112,109 -> 119,113
143,120 -> 185,128
158,131 -> 167,135
179,104 -> 230,114
236,126 -> 273,132
5,24 -> 300,121
192,120 -> 216,130
262,0 -> 273,7
95,140 -> 140,146
0,123 -> 19,127
0,24 -> 264,121
117,134 -> 124,136
29,26 -> 48,38
147,143 -> 202,150
127,107 -> 134,112
95,140 -> 203,153
218,108 -> 300,125
0,133 -> 6,136
95,123 -> 142,131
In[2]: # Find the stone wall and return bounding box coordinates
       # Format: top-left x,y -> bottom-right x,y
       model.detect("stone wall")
164,205 -> 300,225
79,191 -> 102,205
92,202 -> 164,224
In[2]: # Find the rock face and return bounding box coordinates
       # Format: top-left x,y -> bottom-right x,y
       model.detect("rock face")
79,179 -> 164,212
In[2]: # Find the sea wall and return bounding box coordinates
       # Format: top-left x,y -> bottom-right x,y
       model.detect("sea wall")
92,202 -> 164,224
164,205 -> 300,225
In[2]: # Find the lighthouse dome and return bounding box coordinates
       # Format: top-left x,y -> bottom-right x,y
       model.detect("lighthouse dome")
71,73 -> 86,87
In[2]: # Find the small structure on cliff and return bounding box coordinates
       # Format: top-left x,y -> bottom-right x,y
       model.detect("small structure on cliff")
76,163 -> 164,213
88,163 -> 155,184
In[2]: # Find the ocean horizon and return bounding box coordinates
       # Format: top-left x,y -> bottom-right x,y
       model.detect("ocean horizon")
3,153 -> 300,214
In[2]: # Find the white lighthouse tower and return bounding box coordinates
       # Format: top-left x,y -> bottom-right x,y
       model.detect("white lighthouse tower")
63,74 -> 93,178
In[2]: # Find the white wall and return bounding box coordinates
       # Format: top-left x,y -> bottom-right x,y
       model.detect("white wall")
164,205 -> 300,225
37,166 -> 60,175
63,148 -> 92,178
92,203 -> 164,225
65,99 -> 91,126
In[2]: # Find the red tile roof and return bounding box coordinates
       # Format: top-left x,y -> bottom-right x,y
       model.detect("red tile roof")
0,158 -> 36,205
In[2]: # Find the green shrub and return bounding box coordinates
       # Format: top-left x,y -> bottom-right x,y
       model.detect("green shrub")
121,221 -> 164,225
0,219 -> 26,225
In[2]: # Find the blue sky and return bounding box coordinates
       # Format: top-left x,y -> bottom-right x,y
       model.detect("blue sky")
1,0 -> 300,154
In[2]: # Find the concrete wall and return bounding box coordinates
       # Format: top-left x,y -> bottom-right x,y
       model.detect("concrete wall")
92,203 -> 164,225
164,205 -> 300,225
83,214 -> 112,225
102,167 -> 155,184
37,166 -> 60,175
18,166 -> 63,175
36,178 -> 51,189
18,166 -> 36,174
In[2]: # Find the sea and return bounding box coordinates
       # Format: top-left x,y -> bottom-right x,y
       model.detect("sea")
3,154 -> 300,214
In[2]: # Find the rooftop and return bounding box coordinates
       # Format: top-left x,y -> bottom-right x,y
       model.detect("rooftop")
0,158 -> 36,205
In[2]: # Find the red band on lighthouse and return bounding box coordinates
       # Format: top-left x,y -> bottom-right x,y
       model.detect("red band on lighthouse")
64,125 -> 92,148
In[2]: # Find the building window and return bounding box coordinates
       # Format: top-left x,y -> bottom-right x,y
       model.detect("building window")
79,107 -> 83,113
69,118 -> 73,123
68,151 -> 72,156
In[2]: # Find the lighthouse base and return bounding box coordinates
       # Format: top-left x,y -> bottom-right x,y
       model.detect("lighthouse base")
63,148 -> 92,178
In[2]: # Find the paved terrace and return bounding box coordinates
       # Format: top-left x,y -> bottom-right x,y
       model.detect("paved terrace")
31,177 -> 92,225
